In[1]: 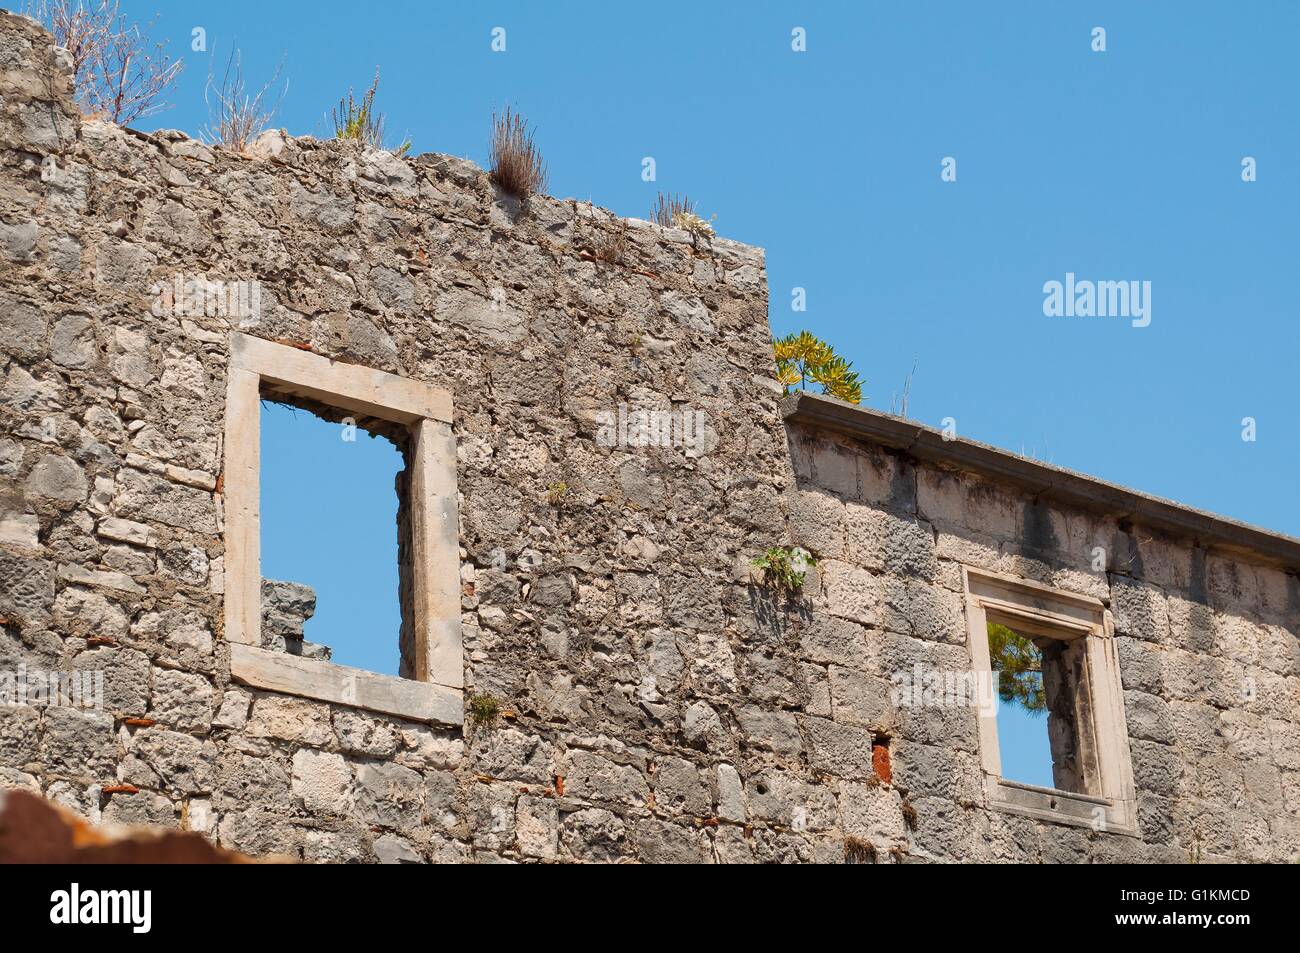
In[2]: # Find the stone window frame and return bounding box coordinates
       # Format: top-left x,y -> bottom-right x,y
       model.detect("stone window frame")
222,332 -> 463,727
962,566 -> 1138,835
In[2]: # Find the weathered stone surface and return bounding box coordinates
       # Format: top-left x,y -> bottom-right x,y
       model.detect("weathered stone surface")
25,453 -> 86,502
149,669 -> 215,732
128,728 -> 214,794
354,762 -> 423,830
0,552 -> 55,622
40,707 -> 116,777
212,689 -> 252,730
515,793 -> 558,859
565,750 -> 649,808
736,706 -> 803,757
260,578 -> 316,651
472,727 -> 555,784
0,705 -> 41,767
373,832 -> 422,863
561,808 -> 628,862
635,818 -> 705,863
715,763 -> 745,822
651,756 -> 710,816
214,746 -> 289,811
292,748 -> 352,815
245,695 -> 332,746
745,771 -> 837,831
102,789 -> 177,828
333,709 -> 400,757
800,716 -> 876,780
0,8 -> 1292,864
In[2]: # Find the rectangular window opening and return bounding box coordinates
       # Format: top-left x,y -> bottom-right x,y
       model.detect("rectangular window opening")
986,617 -> 1098,795
224,332 -> 462,725
261,392 -> 423,676
963,567 -> 1137,834
259,391 -> 420,679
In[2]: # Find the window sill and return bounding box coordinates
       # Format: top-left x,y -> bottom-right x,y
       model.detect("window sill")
986,775 -> 1138,835
230,642 -> 463,727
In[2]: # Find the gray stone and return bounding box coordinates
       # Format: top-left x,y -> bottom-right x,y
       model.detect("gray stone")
801,716 -> 876,779
651,756 -> 710,816
102,789 -> 177,828
49,313 -> 96,368
0,552 -> 55,622
0,704 -> 41,766
473,727 -> 554,784
72,646 -> 149,715
128,728 -> 214,794
561,808 -> 628,862
149,669 -> 215,732
516,793 -> 558,859
736,706 -> 803,757
292,748 -> 352,815
333,709 -> 400,757
715,763 -> 745,822
0,220 -> 37,262
565,750 -> 649,807
25,453 -> 86,502
635,819 -> 704,863
40,707 -> 116,777
354,762 -> 423,830
212,689 -> 252,730
374,833 -> 422,864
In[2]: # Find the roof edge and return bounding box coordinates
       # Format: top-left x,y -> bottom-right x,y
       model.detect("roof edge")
780,391 -> 1300,572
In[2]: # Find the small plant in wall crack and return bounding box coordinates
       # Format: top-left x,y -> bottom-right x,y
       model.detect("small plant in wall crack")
591,219 -> 629,265
844,836 -> 876,864
651,192 -> 715,239
468,692 -> 501,729
489,106 -> 548,199
750,545 -> 815,593
546,481 -> 568,506
332,68 -> 408,155
673,209 -> 714,239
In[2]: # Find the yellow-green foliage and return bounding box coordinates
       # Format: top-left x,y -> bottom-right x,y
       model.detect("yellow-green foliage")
332,68 -> 405,154
468,693 -> 501,727
773,330 -> 864,405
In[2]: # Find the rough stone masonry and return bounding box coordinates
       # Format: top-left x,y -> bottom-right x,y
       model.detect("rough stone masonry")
1,11 -> 1297,862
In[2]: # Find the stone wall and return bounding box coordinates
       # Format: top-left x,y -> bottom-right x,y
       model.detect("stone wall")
785,420 -> 1300,862
0,10 -> 827,863
2,11 -> 1296,863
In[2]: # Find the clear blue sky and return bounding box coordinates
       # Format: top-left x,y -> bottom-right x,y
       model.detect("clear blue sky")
998,703 -> 1053,789
109,2 -> 1297,728
260,402 -> 404,674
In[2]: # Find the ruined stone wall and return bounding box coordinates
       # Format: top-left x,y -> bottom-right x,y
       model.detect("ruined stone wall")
786,421 -> 1300,862
0,11 -> 845,863
3,11 -> 1296,864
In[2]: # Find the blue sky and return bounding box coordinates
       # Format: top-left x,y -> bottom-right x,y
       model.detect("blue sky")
997,702 -> 1053,789
260,402 -> 404,674
118,0 -> 1297,533
105,3 -> 1298,764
